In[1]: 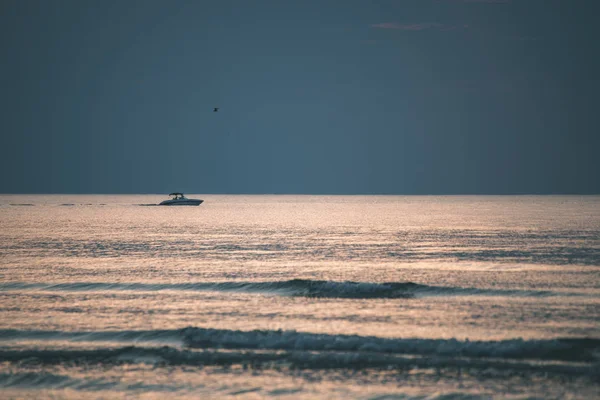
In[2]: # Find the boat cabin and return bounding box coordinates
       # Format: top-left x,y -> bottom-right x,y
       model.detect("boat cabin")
169,192 -> 187,200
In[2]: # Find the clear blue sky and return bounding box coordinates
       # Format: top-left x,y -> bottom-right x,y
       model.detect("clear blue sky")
1,0 -> 598,194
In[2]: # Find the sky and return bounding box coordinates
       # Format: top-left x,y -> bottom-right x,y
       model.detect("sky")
1,0 -> 598,194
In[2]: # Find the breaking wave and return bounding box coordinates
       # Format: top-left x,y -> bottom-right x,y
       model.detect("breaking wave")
181,328 -> 600,363
1,327 -> 599,364
2,346 -> 597,377
0,279 -> 577,299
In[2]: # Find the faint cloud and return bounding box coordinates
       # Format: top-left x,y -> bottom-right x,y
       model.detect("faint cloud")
370,22 -> 469,31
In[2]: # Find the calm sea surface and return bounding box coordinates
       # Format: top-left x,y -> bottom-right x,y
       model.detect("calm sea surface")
1,195 -> 599,399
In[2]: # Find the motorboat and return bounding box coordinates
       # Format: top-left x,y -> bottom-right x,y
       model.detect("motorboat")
159,193 -> 203,206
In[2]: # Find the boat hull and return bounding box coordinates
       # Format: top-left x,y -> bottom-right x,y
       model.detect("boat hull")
159,199 -> 203,206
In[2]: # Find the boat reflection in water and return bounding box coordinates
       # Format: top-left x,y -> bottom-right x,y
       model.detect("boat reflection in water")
159,193 -> 203,206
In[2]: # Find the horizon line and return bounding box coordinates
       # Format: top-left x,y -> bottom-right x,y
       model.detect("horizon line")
1,193 -> 599,196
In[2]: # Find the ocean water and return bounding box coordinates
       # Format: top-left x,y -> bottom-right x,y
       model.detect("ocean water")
0,195 -> 598,399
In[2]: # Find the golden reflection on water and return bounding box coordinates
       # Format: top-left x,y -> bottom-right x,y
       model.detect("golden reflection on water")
0,195 -> 599,398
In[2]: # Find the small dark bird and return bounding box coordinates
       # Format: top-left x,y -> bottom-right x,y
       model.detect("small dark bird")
213,107 -> 219,112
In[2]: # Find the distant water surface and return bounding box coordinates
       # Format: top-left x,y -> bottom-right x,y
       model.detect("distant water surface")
0,195 -> 599,399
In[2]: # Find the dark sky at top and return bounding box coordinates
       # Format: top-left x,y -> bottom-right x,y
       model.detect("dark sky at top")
1,0 -> 598,194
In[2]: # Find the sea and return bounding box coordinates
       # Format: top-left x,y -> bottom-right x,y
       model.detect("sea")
0,195 -> 598,399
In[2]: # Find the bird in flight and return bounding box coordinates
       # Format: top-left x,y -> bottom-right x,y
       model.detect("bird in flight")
213,107 -> 219,112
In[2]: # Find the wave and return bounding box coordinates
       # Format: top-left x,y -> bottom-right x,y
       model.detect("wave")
0,329 -> 182,345
181,328 -> 600,363
0,279 -> 577,299
0,372 -> 73,389
0,371 -> 182,392
1,327 -> 598,364
0,344 -> 597,377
